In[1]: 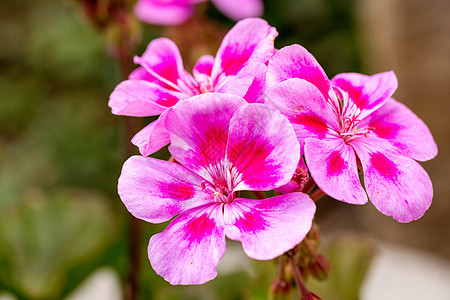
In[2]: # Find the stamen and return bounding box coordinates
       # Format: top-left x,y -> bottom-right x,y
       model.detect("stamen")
198,77 -> 214,93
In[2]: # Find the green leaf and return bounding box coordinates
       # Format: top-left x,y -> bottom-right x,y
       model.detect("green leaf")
0,188 -> 118,299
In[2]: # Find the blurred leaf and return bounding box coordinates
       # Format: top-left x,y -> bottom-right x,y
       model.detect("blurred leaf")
306,235 -> 374,300
265,0 -> 361,76
27,90 -> 123,194
25,1 -> 107,84
0,75 -> 44,137
0,188 -> 119,299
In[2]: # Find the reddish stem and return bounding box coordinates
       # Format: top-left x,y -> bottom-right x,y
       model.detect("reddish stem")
124,118 -> 141,300
269,257 -> 289,297
302,178 -> 316,195
309,188 -> 326,202
251,190 -> 266,200
289,255 -> 320,300
117,30 -> 140,300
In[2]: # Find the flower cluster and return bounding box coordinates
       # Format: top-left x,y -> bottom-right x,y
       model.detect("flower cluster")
134,0 -> 263,25
110,18 -> 437,285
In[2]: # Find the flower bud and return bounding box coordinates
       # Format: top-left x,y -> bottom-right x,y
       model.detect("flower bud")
269,277 -> 291,298
307,223 -> 321,244
309,254 -> 331,281
276,157 -> 309,194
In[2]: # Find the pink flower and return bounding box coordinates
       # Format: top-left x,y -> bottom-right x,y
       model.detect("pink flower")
109,18 -> 277,156
118,93 -> 316,284
265,45 -> 438,223
134,0 -> 263,26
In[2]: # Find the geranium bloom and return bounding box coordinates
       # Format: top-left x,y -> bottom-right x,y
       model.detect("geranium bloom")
134,0 -> 263,26
118,93 -> 316,284
109,18 -> 277,156
265,45 -> 437,223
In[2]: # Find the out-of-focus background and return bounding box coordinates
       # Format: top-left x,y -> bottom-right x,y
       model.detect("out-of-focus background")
0,0 -> 449,299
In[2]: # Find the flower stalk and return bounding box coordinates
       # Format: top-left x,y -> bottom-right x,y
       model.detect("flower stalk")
288,253 -> 321,300
75,1 -> 143,298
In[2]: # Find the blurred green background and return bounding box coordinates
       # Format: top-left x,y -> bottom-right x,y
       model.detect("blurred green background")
1,0 -> 448,299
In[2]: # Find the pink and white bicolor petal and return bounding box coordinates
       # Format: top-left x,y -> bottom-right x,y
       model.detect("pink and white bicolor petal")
131,111 -> 171,156
331,71 -> 398,120
358,98 -> 437,161
212,18 -> 277,78
223,193 -> 315,260
238,63 -> 268,103
193,54 -> 215,83
215,63 -> 267,103
118,156 -> 212,224
265,78 -> 339,149
211,0 -> 263,21
134,38 -> 185,89
149,203 -> 226,285
351,137 -> 433,223
109,80 -> 182,116
227,103 -> 300,191
134,0 -> 194,26
305,138 -> 368,205
129,66 -> 157,81
266,45 -> 332,99
166,94 -> 247,182
215,72 -> 255,100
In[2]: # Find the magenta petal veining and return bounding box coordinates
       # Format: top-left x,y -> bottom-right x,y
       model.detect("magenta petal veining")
266,45 -> 437,222
109,18 -> 277,156
118,94 -> 315,284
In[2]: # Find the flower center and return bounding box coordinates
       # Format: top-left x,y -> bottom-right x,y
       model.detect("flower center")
333,88 -> 374,143
198,77 -> 214,94
201,164 -> 237,204
213,181 -> 235,204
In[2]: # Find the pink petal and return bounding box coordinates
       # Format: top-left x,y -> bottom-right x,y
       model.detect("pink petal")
149,204 -> 226,285
215,73 -> 255,100
118,156 -> 212,224
131,111 -> 171,156
304,138 -> 368,204
134,38 -> 186,91
331,71 -> 398,119
134,0 -> 194,26
128,66 -> 155,81
192,54 -> 214,83
266,45 -> 332,99
166,93 -> 247,182
239,63 -> 268,103
265,78 -> 339,149
212,18 -> 277,78
109,80 -> 182,116
211,0 -> 263,20
224,193 -> 315,260
227,103 -> 300,191
351,137 -> 433,223
358,98 -> 437,161
275,157 -> 310,194
215,63 -> 267,102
